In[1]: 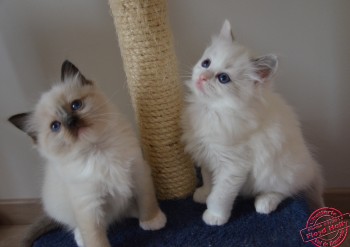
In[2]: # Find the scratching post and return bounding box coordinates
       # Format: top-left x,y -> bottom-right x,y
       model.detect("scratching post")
108,0 -> 196,199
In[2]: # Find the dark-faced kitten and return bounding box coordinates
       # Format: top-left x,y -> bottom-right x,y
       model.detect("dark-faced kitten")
9,61 -> 166,247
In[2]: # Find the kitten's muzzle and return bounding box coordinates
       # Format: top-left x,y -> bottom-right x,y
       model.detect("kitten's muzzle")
66,115 -> 80,128
65,115 -> 88,138
196,71 -> 214,91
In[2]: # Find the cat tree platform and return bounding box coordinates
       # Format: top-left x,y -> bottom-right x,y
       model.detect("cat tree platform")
33,196 -> 314,247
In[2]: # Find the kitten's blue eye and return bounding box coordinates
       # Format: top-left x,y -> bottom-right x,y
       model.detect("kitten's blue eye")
201,59 -> 211,68
71,99 -> 83,111
217,73 -> 231,84
51,121 -> 61,132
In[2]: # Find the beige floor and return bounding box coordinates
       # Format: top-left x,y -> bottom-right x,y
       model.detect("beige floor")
0,225 -> 28,247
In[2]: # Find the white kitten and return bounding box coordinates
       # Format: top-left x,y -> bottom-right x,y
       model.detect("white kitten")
181,20 -> 324,226
9,61 -> 166,247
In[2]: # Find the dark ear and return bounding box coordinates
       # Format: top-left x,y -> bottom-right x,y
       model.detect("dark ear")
8,113 -> 37,142
61,60 -> 92,86
251,55 -> 278,83
219,20 -> 234,42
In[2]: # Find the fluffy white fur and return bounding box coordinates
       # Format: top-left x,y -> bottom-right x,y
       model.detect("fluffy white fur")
10,61 -> 166,247
181,20 -> 324,226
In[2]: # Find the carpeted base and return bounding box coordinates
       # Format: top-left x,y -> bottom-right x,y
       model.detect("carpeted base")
34,196 -> 314,247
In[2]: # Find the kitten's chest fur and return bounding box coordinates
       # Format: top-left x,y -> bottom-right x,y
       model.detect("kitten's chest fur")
42,126 -> 140,228
50,132 -> 137,199
184,100 -> 259,146
182,94 -> 301,170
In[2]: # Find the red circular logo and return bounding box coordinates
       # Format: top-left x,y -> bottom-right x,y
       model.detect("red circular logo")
300,207 -> 349,247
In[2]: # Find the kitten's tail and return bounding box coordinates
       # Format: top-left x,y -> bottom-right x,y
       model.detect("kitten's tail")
305,171 -> 325,212
21,215 -> 63,247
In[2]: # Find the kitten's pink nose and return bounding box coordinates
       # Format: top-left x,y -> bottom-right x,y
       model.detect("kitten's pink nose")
196,71 -> 213,91
198,71 -> 213,82
199,74 -> 208,82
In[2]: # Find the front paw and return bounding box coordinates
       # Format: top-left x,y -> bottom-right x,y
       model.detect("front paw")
193,187 -> 210,204
254,193 -> 282,214
74,228 -> 84,247
202,209 -> 229,226
139,210 -> 167,230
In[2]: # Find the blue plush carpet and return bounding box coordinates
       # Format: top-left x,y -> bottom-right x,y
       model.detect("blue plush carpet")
34,196 -> 314,247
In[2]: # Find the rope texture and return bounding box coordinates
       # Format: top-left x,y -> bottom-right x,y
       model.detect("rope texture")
108,0 -> 196,199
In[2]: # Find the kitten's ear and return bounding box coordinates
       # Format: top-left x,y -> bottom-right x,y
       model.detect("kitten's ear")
251,55 -> 278,83
8,112 -> 37,142
219,20 -> 234,42
61,60 -> 92,86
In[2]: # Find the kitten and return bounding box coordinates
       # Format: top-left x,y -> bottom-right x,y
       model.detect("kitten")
181,20 -> 324,226
9,60 -> 166,247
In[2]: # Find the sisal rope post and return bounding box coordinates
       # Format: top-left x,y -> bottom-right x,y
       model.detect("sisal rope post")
108,0 -> 196,199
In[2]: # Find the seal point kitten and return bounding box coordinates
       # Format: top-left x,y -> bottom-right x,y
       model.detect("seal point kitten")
181,20 -> 324,226
9,60 -> 166,247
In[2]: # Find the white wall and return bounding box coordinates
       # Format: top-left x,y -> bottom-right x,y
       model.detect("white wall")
0,0 -> 349,199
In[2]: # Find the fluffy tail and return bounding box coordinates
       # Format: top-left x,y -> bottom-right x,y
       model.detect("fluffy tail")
21,215 -> 63,247
305,172 -> 325,212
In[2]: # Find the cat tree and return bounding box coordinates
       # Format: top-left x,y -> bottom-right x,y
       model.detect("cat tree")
108,0 -> 196,199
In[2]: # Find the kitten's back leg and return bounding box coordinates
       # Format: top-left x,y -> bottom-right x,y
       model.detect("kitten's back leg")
254,192 -> 286,214
132,157 -> 166,230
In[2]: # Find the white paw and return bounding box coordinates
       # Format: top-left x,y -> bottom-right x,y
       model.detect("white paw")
202,209 -> 229,226
74,228 -> 84,247
255,194 -> 280,214
193,187 -> 210,204
139,210 -> 167,230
